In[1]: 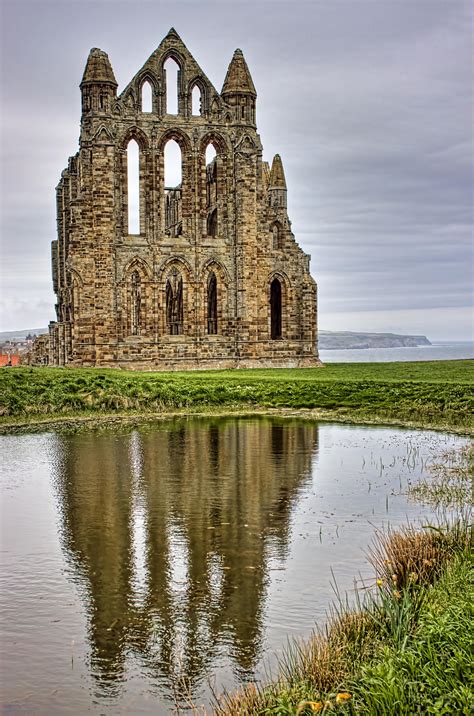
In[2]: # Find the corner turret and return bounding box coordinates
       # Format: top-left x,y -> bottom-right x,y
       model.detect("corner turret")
80,48 -> 117,116
221,49 -> 256,125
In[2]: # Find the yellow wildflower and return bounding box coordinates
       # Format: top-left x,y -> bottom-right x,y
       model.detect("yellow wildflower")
335,692 -> 352,704
394,590 -> 401,599
376,578 -> 383,587
296,700 -> 323,714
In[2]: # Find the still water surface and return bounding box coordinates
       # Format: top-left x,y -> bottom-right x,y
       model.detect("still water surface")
0,418 -> 468,714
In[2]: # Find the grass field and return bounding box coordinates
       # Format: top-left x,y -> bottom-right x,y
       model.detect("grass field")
0,360 -> 472,432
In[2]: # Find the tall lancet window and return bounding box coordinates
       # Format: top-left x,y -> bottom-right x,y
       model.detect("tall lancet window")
164,139 -> 183,237
191,84 -> 202,116
141,80 -> 153,112
164,57 -> 179,114
207,272 -> 217,334
130,271 -> 142,335
205,143 -> 218,236
166,268 -> 183,335
127,139 -> 140,234
270,278 -> 282,340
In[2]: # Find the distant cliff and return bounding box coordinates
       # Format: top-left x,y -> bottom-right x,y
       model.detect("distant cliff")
319,331 -> 431,350
1,327 -> 431,352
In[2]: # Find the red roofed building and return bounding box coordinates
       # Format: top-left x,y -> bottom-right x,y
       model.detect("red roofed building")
0,354 -> 20,367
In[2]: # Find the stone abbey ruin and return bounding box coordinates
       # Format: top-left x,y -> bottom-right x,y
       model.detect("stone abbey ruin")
35,29 -> 319,369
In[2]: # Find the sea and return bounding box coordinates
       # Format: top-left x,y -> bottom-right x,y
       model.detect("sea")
319,341 -> 474,363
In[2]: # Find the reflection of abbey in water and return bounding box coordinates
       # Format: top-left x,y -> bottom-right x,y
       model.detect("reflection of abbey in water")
54,419 -> 319,696
32,28 -> 320,369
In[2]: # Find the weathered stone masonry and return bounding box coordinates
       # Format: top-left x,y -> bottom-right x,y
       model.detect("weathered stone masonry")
40,29 -> 320,369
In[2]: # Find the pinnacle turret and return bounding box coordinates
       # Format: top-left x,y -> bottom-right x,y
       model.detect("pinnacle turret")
267,154 -> 287,209
221,49 -> 256,125
221,49 -> 256,97
80,48 -> 117,119
269,154 -> 287,190
80,48 -> 117,87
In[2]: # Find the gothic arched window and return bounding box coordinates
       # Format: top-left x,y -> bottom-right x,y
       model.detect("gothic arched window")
141,80 -> 153,112
270,278 -> 282,340
207,272 -> 217,334
164,57 -> 179,114
166,268 -> 183,335
191,84 -> 202,116
130,271 -> 142,335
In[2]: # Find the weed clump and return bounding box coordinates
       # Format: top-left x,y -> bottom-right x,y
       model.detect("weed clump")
407,445 -> 474,508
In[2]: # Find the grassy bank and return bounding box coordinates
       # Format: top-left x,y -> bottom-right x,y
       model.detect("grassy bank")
0,360 -> 472,433
213,519 -> 473,715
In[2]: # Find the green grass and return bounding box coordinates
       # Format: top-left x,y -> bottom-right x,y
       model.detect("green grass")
350,551 -> 474,715
0,360 -> 472,432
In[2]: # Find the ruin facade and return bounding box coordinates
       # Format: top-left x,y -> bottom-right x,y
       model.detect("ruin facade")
39,29 -> 320,369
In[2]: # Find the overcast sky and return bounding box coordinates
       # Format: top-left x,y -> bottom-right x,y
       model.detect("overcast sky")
0,0 -> 472,339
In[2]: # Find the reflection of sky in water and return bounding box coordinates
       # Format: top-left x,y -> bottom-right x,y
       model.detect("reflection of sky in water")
0,419 -> 468,714
130,431 -> 149,606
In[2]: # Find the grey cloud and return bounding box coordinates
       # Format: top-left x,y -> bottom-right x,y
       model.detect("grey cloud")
0,0 -> 472,339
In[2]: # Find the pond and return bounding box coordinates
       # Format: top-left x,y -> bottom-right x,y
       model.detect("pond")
0,417 -> 468,714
